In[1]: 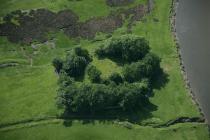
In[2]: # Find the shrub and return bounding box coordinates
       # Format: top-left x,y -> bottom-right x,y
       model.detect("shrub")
95,47 -> 105,58
52,47 -> 92,79
75,47 -> 92,62
58,71 -> 74,87
59,82 -> 150,115
117,83 -> 150,111
95,35 -> 150,63
109,72 -> 123,85
87,65 -> 102,83
143,53 -> 161,77
52,57 -> 63,73
63,54 -> 88,78
123,53 -> 161,83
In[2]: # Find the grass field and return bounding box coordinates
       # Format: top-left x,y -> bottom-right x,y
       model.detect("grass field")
0,0 -> 209,139
0,120 -> 209,140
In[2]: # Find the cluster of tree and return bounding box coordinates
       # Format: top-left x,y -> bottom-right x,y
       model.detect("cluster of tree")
53,47 -> 92,79
96,35 -> 161,84
57,76 -> 150,115
96,35 -> 150,63
53,35 -> 162,116
123,53 -> 161,83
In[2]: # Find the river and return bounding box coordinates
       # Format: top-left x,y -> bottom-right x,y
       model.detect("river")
176,0 -> 210,124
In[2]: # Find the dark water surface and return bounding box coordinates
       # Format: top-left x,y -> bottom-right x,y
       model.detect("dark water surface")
176,0 -> 210,124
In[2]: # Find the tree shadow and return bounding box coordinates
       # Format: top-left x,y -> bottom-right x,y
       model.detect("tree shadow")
149,69 -> 169,96
61,101 -> 157,127
116,103 -> 158,123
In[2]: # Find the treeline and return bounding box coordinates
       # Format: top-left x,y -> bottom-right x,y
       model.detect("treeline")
53,35 -> 161,116
57,75 -> 149,115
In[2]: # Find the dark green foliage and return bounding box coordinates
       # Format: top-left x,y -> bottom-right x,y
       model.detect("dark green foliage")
143,53 -> 161,77
95,47 -> 105,57
123,61 -> 147,83
58,71 -> 74,87
117,83 -> 149,111
63,54 -> 88,78
53,47 -> 91,79
75,47 -> 92,62
109,72 -> 123,85
87,65 -> 102,83
123,53 -> 161,83
96,35 -> 150,63
59,82 -> 150,115
52,58 -> 63,73
60,83 -> 110,114
54,35 -> 162,117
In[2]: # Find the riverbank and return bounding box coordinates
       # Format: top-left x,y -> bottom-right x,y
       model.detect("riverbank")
170,0 -> 206,123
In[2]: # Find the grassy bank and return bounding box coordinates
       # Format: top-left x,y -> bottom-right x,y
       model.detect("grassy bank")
0,120 -> 209,140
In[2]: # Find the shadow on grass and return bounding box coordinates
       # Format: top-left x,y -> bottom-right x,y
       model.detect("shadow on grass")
146,69 -> 169,97
152,69 -> 169,90
62,102 -> 157,127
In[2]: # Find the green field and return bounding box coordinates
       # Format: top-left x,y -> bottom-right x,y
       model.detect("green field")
0,0 -> 209,139
0,120 -> 209,140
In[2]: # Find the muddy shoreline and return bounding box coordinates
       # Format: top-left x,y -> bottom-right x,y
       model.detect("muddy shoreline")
170,0 -> 206,122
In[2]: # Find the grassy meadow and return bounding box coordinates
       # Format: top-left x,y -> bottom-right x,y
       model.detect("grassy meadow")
0,120 -> 209,140
0,0 -> 209,139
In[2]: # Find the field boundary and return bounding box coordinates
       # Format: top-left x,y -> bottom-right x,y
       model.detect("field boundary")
0,116 -> 205,132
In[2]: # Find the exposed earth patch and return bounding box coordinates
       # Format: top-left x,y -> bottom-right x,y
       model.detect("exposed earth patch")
0,4 -> 147,44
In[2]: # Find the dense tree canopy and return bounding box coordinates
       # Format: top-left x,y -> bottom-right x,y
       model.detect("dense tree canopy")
87,65 -> 102,83
74,47 -> 92,62
52,58 -> 63,73
96,35 -> 150,63
53,47 -> 92,79
123,53 -> 161,83
63,54 -> 88,78
53,35 -> 162,116
109,72 -> 123,85
58,82 -> 150,115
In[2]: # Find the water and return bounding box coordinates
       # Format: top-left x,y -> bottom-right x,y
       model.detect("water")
176,0 -> 210,124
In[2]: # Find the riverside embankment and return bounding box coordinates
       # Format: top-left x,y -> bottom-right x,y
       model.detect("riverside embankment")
175,0 -> 210,124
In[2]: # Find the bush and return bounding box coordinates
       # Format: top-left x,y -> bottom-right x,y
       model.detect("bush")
117,83 -> 150,111
62,83 -> 110,114
52,57 -> 63,73
109,72 -> 123,85
143,53 -> 161,77
63,54 -> 88,78
87,65 -> 102,83
52,47 -> 92,79
75,47 -> 92,62
95,47 -> 105,58
123,53 -> 161,83
58,71 -> 74,87
95,35 -> 150,63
